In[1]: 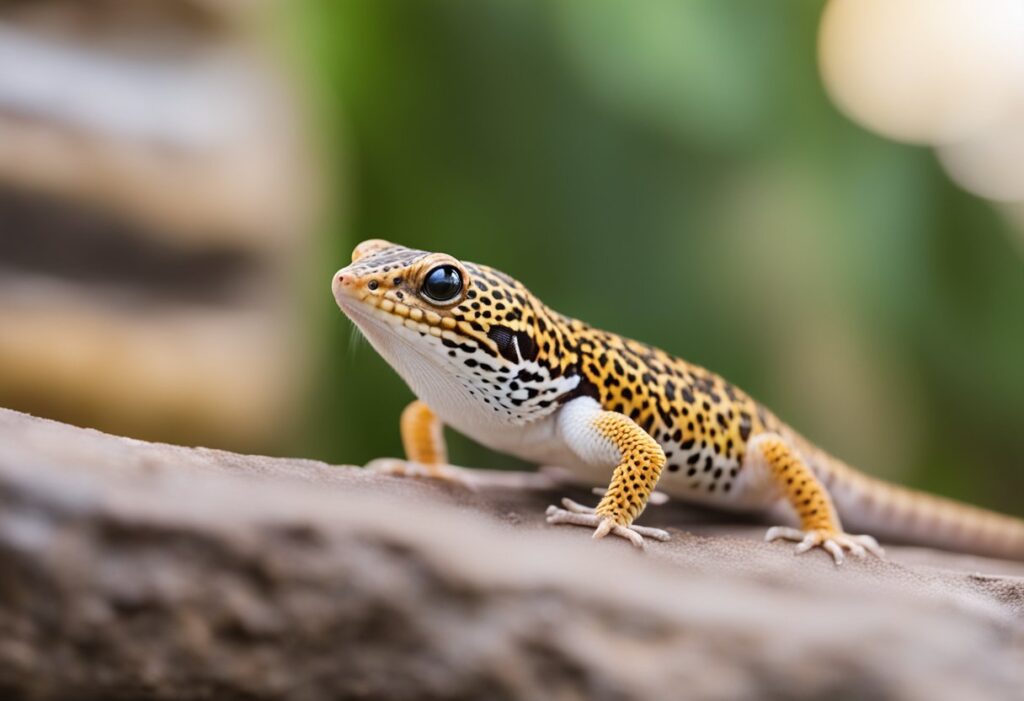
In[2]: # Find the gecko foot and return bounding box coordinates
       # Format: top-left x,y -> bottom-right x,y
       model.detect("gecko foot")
365,458 -> 477,490
546,499 -> 670,549
765,526 -> 885,565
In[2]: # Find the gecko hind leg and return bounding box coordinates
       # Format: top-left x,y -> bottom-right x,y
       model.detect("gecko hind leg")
748,434 -> 886,565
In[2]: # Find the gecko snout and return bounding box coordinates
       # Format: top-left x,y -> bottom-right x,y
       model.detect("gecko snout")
332,270 -> 355,302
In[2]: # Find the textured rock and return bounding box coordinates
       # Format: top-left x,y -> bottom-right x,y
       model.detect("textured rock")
0,408 -> 1021,701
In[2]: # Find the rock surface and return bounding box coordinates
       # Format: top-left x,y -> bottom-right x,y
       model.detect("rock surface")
0,407 -> 1022,701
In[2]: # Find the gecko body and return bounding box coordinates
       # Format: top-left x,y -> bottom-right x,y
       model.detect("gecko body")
333,239 -> 1024,563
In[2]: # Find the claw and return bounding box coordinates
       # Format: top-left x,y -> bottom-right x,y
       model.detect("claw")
766,526 -> 886,565
593,518 -> 614,540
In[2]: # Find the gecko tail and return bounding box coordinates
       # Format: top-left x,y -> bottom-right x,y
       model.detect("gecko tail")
827,468 -> 1024,562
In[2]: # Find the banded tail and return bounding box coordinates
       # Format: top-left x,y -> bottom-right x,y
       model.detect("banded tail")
820,456 -> 1024,562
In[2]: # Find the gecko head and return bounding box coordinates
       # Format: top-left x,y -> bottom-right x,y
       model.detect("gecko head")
332,238 -> 473,334
332,239 -> 582,424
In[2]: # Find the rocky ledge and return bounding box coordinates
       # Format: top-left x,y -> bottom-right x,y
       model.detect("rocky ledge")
0,408 -> 1021,700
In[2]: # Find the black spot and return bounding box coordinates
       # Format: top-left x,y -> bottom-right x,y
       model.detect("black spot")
487,325 -> 520,363
668,464 -> 680,472
558,370 -> 600,405
657,403 -> 674,427
739,412 -> 752,441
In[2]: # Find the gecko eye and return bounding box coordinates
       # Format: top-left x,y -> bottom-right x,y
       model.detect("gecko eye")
421,265 -> 463,302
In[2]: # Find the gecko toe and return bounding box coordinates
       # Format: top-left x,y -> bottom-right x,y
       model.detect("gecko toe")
822,540 -> 845,565
853,534 -> 886,559
560,498 -> 596,514
609,524 -> 644,548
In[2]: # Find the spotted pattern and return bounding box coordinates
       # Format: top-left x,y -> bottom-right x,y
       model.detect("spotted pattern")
338,239 -> 781,492
592,411 -> 666,525
758,436 -> 839,533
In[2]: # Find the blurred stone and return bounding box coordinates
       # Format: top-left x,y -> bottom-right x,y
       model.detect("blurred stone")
819,0 -> 1024,145
0,407 -> 1021,701
937,106 -> 1024,203
0,0 -> 317,449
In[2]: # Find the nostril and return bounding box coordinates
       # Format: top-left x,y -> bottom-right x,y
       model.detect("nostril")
336,273 -> 348,286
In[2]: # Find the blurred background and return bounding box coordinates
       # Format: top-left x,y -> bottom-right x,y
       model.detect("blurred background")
1,0 -> 1021,517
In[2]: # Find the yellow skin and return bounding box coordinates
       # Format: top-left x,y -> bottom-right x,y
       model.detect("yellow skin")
333,240 -> 1024,564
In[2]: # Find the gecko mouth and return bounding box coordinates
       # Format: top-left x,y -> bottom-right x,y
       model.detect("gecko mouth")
335,293 -> 471,378
333,282 -> 453,339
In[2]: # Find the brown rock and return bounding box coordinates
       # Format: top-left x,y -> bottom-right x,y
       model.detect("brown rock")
0,408 -> 1021,700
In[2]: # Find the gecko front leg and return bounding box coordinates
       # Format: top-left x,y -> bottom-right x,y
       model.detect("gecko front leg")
366,400 -> 471,484
746,434 -> 885,565
545,397 -> 670,548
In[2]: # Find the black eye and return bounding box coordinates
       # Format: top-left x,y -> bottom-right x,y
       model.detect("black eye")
421,265 -> 463,302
